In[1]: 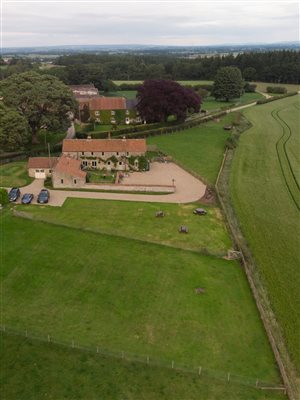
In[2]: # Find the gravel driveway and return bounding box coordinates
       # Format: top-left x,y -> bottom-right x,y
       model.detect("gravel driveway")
10,162 -> 206,207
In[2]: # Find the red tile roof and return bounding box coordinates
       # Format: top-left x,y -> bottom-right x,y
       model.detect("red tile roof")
89,97 -> 126,110
54,155 -> 86,178
27,157 -> 59,169
62,139 -> 147,153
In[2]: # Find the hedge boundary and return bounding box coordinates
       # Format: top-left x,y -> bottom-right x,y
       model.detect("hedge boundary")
256,91 -> 298,105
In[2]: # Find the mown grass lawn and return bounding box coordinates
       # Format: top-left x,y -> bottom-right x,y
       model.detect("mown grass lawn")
202,92 -> 263,111
147,113 -> 235,185
0,162 -> 33,188
1,210 -> 280,382
230,95 -> 300,372
17,199 -> 231,255
0,333 -> 284,400
254,82 -> 300,94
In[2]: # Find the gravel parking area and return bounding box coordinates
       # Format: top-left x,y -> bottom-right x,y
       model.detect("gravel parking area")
7,162 -> 206,207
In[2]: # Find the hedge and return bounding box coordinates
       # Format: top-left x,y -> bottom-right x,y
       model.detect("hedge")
266,86 -> 287,94
256,91 -> 298,105
0,188 -> 9,206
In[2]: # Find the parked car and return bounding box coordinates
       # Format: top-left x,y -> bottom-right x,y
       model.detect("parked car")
21,193 -> 34,204
37,189 -> 50,204
8,187 -> 21,202
193,208 -> 207,216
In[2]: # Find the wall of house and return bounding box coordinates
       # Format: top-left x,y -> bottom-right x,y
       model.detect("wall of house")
91,109 -> 141,124
28,168 -> 53,178
63,151 -> 144,161
52,172 -> 86,188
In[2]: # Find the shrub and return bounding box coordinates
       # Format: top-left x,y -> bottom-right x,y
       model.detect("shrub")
244,82 -> 257,93
266,86 -> 287,94
0,188 -> 9,206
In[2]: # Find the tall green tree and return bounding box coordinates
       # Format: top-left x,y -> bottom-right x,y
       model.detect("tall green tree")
213,67 -> 244,101
0,71 -> 77,144
0,105 -> 30,151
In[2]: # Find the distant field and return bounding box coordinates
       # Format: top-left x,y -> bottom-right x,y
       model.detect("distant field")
0,334 -> 284,400
0,162 -> 33,188
148,113 -> 235,185
230,95 -> 300,372
1,210 -> 280,383
106,90 -> 137,99
17,199 -> 231,255
113,80 -> 213,86
202,92 -> 263,111
254,82 -> 300,93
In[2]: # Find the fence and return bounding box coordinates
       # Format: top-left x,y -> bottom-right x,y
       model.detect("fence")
215,148 -> 298,400
0,325 -> 286,394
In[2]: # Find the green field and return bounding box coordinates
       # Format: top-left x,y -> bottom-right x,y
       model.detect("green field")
148,114 -> 235,185
0,162 -> 33,187
1,209 -> 281,383
113,80 -> 213,86
0,333 -> 284,400
106,90 -> 137,99
230,95 -> 300,372
202,92 -> 263,111
17,199 -> 231,255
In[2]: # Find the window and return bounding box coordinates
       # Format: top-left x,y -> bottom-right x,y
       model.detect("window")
91,152 -> 94,155
119,162 -> 122,165
111,110 -> 115,115
49,169 -> 52,173
40,169 -> 44,172
82,152 -> 84,156
92,161 -> 97,167
126,152 -> 129,156
107,161 -> 111,165
61,179 -> 64,184
111,118 -> 116,123
116,152 -> 119,156
126,110 -> 129,115
125,117 -> 130,124
95,111 -> 100,116
74,179 -> 77,184
82,161 -> 88,167
102,152 -> 105,156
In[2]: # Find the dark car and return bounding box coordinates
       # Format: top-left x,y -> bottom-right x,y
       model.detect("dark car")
8,187 -> 21,202
193,208 -> 207,216
37,189 -> 50,204
21,193 -> 34,204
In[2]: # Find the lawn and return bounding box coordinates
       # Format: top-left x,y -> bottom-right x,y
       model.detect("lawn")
1,210 -> 281,383
0,333 -> 285,400
147,113 -> 235,185
17,198 -> 231,255
0,162 -> 33,188
86,170 -> 116,183
202,92 -> 263,111
105,90 -> 137,99
230,95 -> 300,372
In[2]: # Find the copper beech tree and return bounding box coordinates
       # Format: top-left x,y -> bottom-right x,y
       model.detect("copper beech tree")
136,80 -> 201,123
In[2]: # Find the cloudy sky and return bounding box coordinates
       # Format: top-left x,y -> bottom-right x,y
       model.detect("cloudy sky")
2,0 -> 299,48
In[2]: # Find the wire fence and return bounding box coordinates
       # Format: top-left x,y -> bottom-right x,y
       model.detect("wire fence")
0,325 -> 286,394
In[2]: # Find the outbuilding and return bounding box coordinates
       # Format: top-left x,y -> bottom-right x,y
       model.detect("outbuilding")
27,157 -> 59,179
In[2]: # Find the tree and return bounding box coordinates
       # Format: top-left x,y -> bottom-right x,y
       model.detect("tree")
243,67 -> 257,81
136,80 -> 201,123
0,71 -> 77,144
212,67 -> 244,102
0,105 -> 30,151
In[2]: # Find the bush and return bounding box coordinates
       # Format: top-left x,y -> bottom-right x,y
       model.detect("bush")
266,86 -> 287,94
0,188 -> 9,206
244,82 -> 257,93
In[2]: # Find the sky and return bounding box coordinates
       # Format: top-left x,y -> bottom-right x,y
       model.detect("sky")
1,0 -> 299,48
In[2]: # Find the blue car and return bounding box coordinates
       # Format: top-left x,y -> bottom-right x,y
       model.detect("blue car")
21,193 -> 34,204
37,189 -> 50,204
9,187 -> 21,202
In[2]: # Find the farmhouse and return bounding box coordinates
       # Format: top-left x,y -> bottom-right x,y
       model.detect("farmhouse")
28,157 -> 59,179
78,96 -> 141,125
69,84 -> 99,99
62,138 -> 147,171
